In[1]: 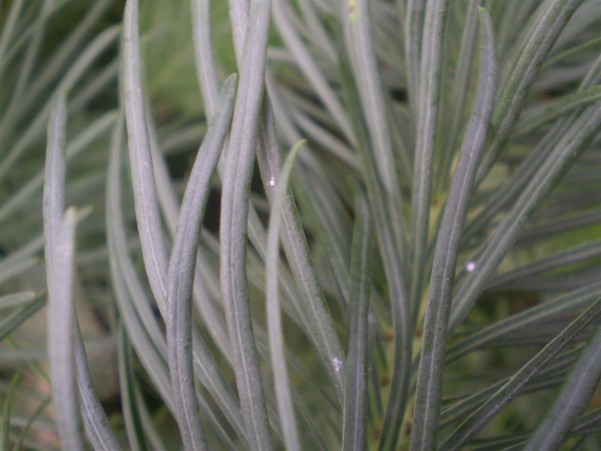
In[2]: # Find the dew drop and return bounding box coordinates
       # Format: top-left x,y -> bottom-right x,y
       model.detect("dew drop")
268,176 -> 275,187
332,357 -> 343,373
465,261 -> 476,272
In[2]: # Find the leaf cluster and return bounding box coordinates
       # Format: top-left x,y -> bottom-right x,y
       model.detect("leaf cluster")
1,0 -> 601,450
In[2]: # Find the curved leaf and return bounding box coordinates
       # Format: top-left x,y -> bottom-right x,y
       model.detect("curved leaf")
410,8 -> 497,450
265,140 -> 305,451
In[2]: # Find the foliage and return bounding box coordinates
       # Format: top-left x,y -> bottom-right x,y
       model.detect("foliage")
1,0 -> 601,449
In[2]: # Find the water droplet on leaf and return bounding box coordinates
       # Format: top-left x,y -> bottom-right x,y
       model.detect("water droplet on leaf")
332,357 -> 343,373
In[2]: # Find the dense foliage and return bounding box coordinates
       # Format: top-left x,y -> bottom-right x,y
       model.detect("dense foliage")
1,0 -> 601,449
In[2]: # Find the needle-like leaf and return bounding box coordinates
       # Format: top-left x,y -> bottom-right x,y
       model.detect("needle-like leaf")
410,8 -> 497,450
123,0 -> 169,311
265,140 -> 305,451
220,1 -> 274,449
166,75 -> 236,451
342,192 -> 373,451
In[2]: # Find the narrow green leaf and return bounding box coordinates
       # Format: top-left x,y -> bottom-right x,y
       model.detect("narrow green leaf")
0,111 -> 116,223
13,398 -> 51,451
464,46 -> 601,241
293,169 -> 353,305
117,324 -> 147,451
106,114 -> 174,412
410,8 -> 497,450
495,1 -> 540,60
266,140 -> 305,451
265,89 -> 355,308
10,0 -> 114,125
551,0 -> 601,52
166,75 -> 236,451
256,88 -> 345,402
471,434 -> 528,450
110,111 -> 247,447
518,208 -> 601,244
408,0 -> 450,319
544,35 -> 601,69
296,0 -> 337,63
572,408 -> 601,435
450,99 -> 601,332
440,365 -> 567,429
133,385 -> 168,451
525,317 -> 601,450
437,0 -> 480,190
447,279 -> 601,362
190,0 -> 220,116
43,92 -> 83,450
489,240 -> 601,289
0,0 -> 25,65
0,292 -> 37,310
404,0 -> 427,119
273,0 -> 354,143
343,0 -> 399,193
0,257 -> 37,285
338,31 -> 411,451
126,13 -> 244,438
249,237 -> 336,439
227,0 -> 248,57
578,51 -> 601,88
43,93 -> 67,263
69,59 -> 118,113
0,25 -> 120,184
291,389 -> 331,451
0,296 -> 46,341
0,0 -> 50,80
515,85 -> 601,137
1,374 -> 19,451
476,0 -> 585,184
123,0 -> 169,310
46,207 -> 83,451
108,117 -> 244,449
441,298 -> 601,450
142,91 -> 235,368
290,103 -> 360,171
219,0 -> 274,448
463,137 -> 558,241
74,322 -> 120,451
342,192 -> 373,451
2,0 -> 48,126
